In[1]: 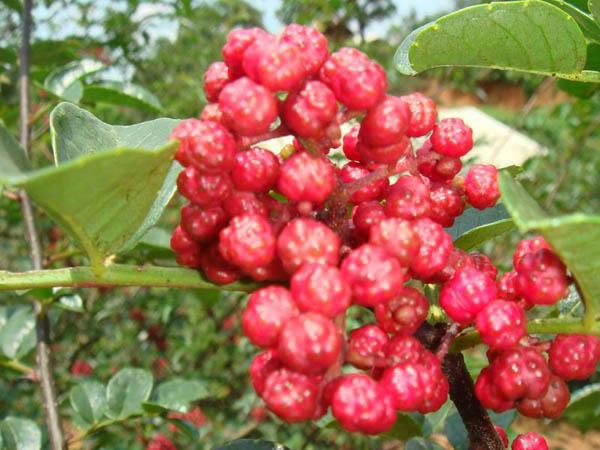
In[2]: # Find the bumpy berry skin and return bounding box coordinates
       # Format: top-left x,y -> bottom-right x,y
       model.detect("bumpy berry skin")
222,27 -> 268,78
242,286 -> 299,348
369,217 -> 418,266
358,96 -> 410,147
282,81 -> 337,138
440,267 -> 498,324
262,368 -> 319,422
340,244 -> 406,307
513,236 -> 551,268
180,203 -> 227,242
465,164 -> 500,209
343,125 -> 361,161
223,191 -> 268,217
249,349 -> 281,395
385,175 -> 432,220
203,61 -> 230,102
277,218 -> 340,273
416,140 -> 462,182
320,48 -> 387,110
493,347 -> 551,401
339,162 -> 389,204
244,257 -> 287,282
231,147 -> 280,193
400,93 -> 437,137
475,300 -> 526,349
200,103 -> 224,124
549,334 -> 600,380
357,136 -> 411,164
281,24 -> 328,77
200,244 -> 241,284
177,166 -> 232,206
330,374 -> 396,434
475,367 -> 514,413
346,324 -> 388,369
218,77 -> 278,136
470,252 -> 498,281
511,432 -> 549,450
495,425 -> 509,449
497,271 -> 519,301
352,201 -> 386,239
515,249 -> 569,305
429,182 -> 465,227
410,218 -> 453,280
171,225 -> 199,255
219,214 -> 275,270
277,312 -> 342,375
375,286 -> 429,335
147,434 -> 177,450
517,374 -> 570,419
278,152 -> 335,203
430,118 -> 473,157
290,263 -> 351,318
384,335 -> 426,365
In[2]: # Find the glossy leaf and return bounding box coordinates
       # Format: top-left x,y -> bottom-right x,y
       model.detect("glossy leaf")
55,293 -> 84,312
43,59 -> 105,103
214,440 -> 290,450
0,307 -> 36,359
447,204 -> 511,242
106,368 -> 153,419
396,1 -> 589,81
563,382 -> 600,430
154,378 -> 210,411
453,218 -> 514,251
82,81 -> 162,112
0,124 -> 30,185
0,417 -> 41,450
499,172 -> 600,328
69,381 -> 107,428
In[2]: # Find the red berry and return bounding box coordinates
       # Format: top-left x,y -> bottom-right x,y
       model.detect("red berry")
180,203 -> 228,242
359,96 -> 411,147
170,225 -> 202,268
430,118 -> 473,157
475,367 -> 514,413
427,248 -> 474,284
385,175 -> 432,220
222,27 -> 269,78
342,125 -> 361,161
223,190 -> 269,217
470,253 -> 498,281
281,24 -> 328,77
199,103 -> 224,124
278,152 -> 335,204
262,368 -> 319,422
465,164 -> 500,209
440,267 -> 497,324
146,434 -> 177,450
418,352 -> 449,413
515,249 -> 568,305
368,217 -> 419,266
249,349 -> 281,395
70,359 -> 93,377
511,432 -> 548,450
203,61 -> 230,102
549,334 -> 600,380
497,271 -> 519,301
243,257 -> 287,282
357,136 -> 412,164
200,243 -> 241,284
339,162 -> 389,204
341,244 -> 407,307
219,214 -> 275,270
346,324 -> 388,369
290,263 -> 351,318
352,201 -> 386,239
517,374 -> 570,420
475,300 -> 526,349
492,347 -> 551,401
410,218 -> 453,280
428,182 -> 465,227
277,312 -> 342,375
375,286 -> 429,335
218,77 -> 278,136
400,93 -> 437,137
384,335 -> 426,366
277,218 -> 340,273
177,166 -> 232,206
232,147 -> 280,193
416,140 -> 462,182
495,425 -> 509,448
282,81 -> 337,138
242,286 -> 299,348
513,236 -> 551,268
331,374 -> 396,434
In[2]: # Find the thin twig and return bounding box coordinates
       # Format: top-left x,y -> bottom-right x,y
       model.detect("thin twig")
435,322 -> 462,360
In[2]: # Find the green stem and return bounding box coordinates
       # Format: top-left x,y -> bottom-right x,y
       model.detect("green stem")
0,358 -> 35,375
0,264 -> 258,292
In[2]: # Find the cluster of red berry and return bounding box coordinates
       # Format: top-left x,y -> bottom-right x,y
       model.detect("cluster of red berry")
168,23 -> 598,449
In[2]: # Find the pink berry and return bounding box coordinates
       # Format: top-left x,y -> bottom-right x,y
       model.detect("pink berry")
277,218 -> 340,274
384,335 -> 426,366
222,27 -> 269,78
243,257 -> 287,282
475,300 -> 526,349
352,201 -> 386,240
277,152 -> 335,204
223,190 -> 268,217
219,214 -> 275,270
375,286 -> 429,335
416,140 -> 462,182
340,244 -> 406,307
249,349 -> 281,395
385,175 -> 432,220
359,96 -> 411,147
346,324 -> 388,369
262,368 -> 319,422
218,77 -> 278,136
339,162 -> 389,204
203,61 -> 230,102
357,136 -> 411,164
475,367 -> 514,413
171,225 -> 199,254
281,24 -> 328,77
495,425 -> 509,448
549,334 -> 600,380
513,236 -> 551,268
492,347 -> 551,401
200,244 -> 241,284
278,312 -> 342,375
342,125 -> 361,161
497,271 -> 519,301
517,374 -> 570,420
199,103 -> 224,124
427,248 -> 474,284
290,263 -> 352,318
180,203 -> 228,242
430,118 -> 473,157
242,286 -> 299,348
440,267 -> 498,324
511,432 -> 548,450
231,147 -> 280,193
465,164 -> 500,209
369,217 -> 419,266
470,253 -> 498,281
428,182 -> 465,227
410,218 -> 453,280
177,166 -> 232,207
282,81 -> 337,138
515,249 -> 568,305
400,93 -> 437,137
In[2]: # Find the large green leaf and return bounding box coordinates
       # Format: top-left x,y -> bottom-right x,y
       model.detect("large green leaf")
499,172 -> 600,327
69,381 -> 107,428
0,417 -> 41,450
43,59 -> 105,103
153,379 -> 210,411
563,382 -> 600,430
396,1 -> 590,81
591,0 -> 600,23
0,307 -> 36,359
543,0 -> 600,42
0,125 -> 31,184
447,204 -> 511,243
82,81 -> 163,112
214,440 -> 290,450
106,368 -> 153,419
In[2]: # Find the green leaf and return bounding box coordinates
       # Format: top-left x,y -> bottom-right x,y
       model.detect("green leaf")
0,47 -> 17,64
542,0 -> 600,42
0,307 -> 36,359
563,382 -> 600,430
590,0 -> 600,23
43,59 -> 105,103
31,40 -> 82,67
453,219 -> 515,251
69,381 -> 107,428
423,401 -> 454,436
396,1 -> 588,81
82,81 -> 162,112
447,204 -> 511,242
444,412 -> 468,450
380,413 -> 424,441
499,171 -> 600,328
0,0 -> 22,13
213,440 -> 290,450
0,417 -> 41,450
106,368 -> 153,419
404,438 -> 444,450
55,293 -> 84,312
154,378 -> 210,411
0,124 -> 31,185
